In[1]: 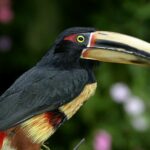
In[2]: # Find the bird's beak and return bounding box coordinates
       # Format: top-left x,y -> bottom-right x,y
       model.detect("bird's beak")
81,31 -> 150,66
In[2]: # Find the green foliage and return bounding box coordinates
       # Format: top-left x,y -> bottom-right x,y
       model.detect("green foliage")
0,0 -> 150,149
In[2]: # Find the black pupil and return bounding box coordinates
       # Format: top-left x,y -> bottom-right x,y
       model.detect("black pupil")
79,37 -> 84,41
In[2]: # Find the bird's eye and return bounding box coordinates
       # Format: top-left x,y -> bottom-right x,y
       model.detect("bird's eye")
76,35 -> 85,43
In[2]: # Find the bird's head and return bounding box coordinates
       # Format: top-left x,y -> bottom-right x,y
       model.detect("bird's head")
40,27 -> 150,68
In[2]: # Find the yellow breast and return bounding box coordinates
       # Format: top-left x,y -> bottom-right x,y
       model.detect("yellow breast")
60,83 -> 97,119
20,83 -> 97,144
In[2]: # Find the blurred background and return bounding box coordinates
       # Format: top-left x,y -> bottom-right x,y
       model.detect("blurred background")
0,0 -> 150,149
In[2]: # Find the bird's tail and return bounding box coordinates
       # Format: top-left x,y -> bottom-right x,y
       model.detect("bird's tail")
0,132 -> 6,150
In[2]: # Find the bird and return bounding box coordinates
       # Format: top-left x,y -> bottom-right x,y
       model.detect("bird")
0,27 -> 150,150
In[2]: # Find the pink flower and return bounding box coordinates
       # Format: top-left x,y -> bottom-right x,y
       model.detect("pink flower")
93,130 -> 112,150
124,96 -> 145,116
0,6 -> 14,23
0,0 -> 14,23
110,83 -> 131,103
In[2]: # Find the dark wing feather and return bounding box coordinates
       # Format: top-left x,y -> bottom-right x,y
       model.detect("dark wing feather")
0,66 -> 88,130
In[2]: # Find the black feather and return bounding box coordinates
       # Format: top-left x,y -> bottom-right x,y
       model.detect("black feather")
0,66 -> 91,130
0,27 -> 97,130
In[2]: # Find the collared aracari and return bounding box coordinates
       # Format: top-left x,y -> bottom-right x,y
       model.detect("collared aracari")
0,27 -> 150,150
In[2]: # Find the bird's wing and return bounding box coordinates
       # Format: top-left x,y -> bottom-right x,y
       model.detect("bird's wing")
0,66 -> 89,130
